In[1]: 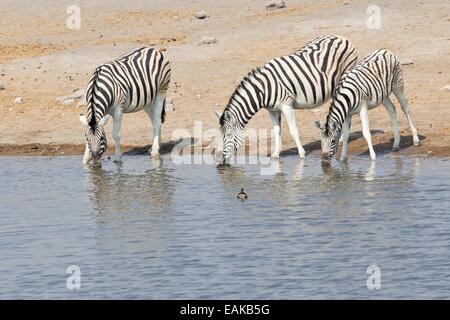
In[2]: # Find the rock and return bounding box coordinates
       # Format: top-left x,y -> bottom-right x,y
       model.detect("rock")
57,89 -> 86,105
198,36 -> 217,45
266,0 -> 286,10
440,84 -> 450,91
14,97 -> 23,104
0,81 -> 4,90
62,98 -> 74,106
400,58 -> 413,66
195,10 -> 208,19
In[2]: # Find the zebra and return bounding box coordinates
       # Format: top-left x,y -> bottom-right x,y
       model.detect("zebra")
79,47 -> 171,166
214,35 -> 358,163
315,49 -> 420,162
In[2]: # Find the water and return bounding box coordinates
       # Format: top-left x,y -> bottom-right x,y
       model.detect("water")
1,154 -> 450,299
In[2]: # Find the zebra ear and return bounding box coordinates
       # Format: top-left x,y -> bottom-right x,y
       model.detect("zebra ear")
214,111 -> 223,120
79,114 -> 89,127
222,111 -> 231,121
314,120 -> 325,131
98,115 -> 110,127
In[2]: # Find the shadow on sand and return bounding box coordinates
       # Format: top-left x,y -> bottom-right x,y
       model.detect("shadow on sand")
359,134 -> 426,156
280,129 -> 384,156
280,130 -> 425,157
123,138 -> 198,156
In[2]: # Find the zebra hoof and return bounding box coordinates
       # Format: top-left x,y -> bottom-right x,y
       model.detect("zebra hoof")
270,153 -> 280,159
150,151 -> 160,158
392,146 -> 400,152
414,140 -> 421,147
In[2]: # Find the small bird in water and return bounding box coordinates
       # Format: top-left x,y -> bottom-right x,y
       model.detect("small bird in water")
237,188 -> 248,200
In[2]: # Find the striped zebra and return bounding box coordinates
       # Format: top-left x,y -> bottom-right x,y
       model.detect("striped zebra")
79,47 -> 171,166
315,49 -> 420,162
215,35 -> 358,162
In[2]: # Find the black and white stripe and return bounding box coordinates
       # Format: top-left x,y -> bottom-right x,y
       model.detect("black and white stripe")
215,35 -> 358,162
316,49 -> 420,162
80,47 -> 171,165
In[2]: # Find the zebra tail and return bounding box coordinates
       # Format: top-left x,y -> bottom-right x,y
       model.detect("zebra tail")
161,98 -> 166,124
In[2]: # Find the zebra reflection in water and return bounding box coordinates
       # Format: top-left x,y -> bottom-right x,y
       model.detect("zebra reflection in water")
86,159 -> 175,219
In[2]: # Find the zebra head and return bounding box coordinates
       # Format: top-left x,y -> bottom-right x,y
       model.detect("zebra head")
215,110 -> 244,163
315,120 -> 340,163
80,114 -> 110,167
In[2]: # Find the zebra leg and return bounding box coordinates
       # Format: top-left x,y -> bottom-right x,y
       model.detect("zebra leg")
112,108 -> 123,162
383,97 -> 401,151
279,104 -> 305,159
82,144 -> 91,164
338,117 -> 351,145
393,87 -> 420,146
268,110 -> 281,158
340,116 -> 351,162
359,103 -> 376,160
145,93 -> 165,158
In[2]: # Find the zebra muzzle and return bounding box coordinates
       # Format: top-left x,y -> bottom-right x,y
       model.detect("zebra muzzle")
90,152 -> 102,167
322,153 -> 331,163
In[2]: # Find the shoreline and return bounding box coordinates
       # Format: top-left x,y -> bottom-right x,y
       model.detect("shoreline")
1,131 -> 449,158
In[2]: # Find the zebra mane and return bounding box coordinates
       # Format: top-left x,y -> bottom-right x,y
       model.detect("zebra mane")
219,113 -> 226,127
221,67 -> 263,127
87,67 -> 102,127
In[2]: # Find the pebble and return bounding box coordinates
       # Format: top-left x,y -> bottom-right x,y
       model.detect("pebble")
62,98 -> 74,106
440,84 -> 450,91
198,36 -> 217,45
14,97 -> 23,104
195,10 -> 209,19
266,0 -> 286,10
0,81 -> 4,90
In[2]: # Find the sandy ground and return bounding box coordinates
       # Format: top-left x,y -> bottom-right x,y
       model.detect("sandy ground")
0,0 -> 449,158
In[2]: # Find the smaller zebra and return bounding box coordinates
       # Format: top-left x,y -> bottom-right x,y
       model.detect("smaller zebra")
316,49 -> 420,162
79,47 -> 170,166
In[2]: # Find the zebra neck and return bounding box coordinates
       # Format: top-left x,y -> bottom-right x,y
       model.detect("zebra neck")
87,85 -> 123,125
327,120 -> 342,139
327,98 -> 353,136
87,102 -> 107,126
326,111 -> 344,138
227,98 -> 262,128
